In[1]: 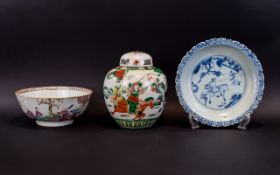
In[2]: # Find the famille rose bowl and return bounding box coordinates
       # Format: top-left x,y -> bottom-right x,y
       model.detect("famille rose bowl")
15,86 -> 93,127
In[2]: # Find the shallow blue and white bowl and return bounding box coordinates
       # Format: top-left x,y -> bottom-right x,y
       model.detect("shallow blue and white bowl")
175,38 -> 264,127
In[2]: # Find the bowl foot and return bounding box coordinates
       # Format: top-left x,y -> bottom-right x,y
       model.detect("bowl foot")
36,120 -> 74,127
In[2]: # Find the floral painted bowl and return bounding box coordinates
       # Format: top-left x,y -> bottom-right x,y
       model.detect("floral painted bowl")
15,86 -> 93,127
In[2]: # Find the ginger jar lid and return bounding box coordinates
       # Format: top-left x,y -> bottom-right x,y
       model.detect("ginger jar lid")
120,51 -> 153,67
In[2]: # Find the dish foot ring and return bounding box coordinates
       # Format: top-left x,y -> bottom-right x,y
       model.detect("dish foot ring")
36,120 -> 74,127
237,114 -> 251,130
188,114 -> 200,129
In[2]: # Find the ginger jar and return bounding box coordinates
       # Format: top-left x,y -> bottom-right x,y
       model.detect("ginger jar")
103,51 -> 167,129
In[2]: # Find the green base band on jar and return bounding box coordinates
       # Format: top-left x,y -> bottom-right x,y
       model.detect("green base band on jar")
113,118 -> 158,129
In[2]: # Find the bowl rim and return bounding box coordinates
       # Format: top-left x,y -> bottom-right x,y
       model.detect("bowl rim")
15,86 -> 93,99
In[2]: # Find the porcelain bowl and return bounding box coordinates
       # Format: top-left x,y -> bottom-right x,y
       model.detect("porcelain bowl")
15,86 -> 93,127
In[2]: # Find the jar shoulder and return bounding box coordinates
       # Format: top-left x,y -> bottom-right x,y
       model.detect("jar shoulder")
106,66 -> 166,75
104,66 -> 167,90
104,66 -> 167,84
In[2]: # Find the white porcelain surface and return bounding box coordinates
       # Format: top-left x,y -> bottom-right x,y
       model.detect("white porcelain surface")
19,89 -> 89,98
120,51 -> 153,67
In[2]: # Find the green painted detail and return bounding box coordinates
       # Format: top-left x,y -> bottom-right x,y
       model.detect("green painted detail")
122,120 -> 126,127
103,86 -> 114,99
127,100 -> 138,114
153,67 -> 163,75
125,67 -> 153,71
114,118 -> 158,129
145,97 -> 154,101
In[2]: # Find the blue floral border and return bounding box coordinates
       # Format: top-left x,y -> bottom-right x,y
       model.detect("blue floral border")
175,38 -> 265,127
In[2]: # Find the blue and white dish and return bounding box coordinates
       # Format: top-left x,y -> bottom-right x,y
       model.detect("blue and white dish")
175,38 -> 264,127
